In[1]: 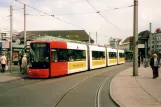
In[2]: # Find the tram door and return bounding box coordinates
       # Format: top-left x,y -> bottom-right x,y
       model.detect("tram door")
50,49 -> 68,77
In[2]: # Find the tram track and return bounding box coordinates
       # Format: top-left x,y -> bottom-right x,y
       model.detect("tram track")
53,64 -> 129,107
95,77 -> 109,107
53,68 -> 109,107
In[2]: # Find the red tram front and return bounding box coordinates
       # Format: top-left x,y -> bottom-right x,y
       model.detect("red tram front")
28,41 -> 51,78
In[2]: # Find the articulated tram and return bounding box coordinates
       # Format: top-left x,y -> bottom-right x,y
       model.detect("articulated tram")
28,40 -> 125,78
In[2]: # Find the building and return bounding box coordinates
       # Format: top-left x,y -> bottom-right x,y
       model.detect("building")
109,37 -> 121,48
18,30 -> 94,44
0,27 -> 19,41
138,30 -> 150,58
119,36 -> 133,60
119,36 -> 133,51
148,32 -> 161,55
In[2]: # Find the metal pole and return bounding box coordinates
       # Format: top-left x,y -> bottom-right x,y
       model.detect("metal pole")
96,32 -> 97,44
89,32 -> 90,44
24,4 -> 26,48
145,41 -> 147,67
117,39 -> 119,63
133,0 -> 138,76
149,23 -> 152,54
10,6 -> 13,73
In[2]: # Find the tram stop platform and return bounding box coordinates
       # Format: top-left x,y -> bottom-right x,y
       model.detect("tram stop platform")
110,65 -> 161,107
0,65 -> 27,83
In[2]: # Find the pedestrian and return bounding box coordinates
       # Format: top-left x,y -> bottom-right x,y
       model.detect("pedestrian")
141,56 -> 144,64
150,53 -> 160,79
138,55 -> 140,67
22,54 -> 27,74
0,53 -> 7,73
19,55 -> 22,72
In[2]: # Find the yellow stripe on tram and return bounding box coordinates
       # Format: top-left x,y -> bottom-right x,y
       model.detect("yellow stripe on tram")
109,59 -> 117,64
92,60 -> 106,66
119,58 -> 125,63
68,61 -> 87,70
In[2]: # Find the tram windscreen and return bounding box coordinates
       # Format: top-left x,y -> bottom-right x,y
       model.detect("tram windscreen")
30,43 -> 50,69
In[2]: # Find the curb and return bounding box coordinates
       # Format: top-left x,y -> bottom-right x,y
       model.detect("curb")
0,74 -> 28,84
108,76 -> 121,107
109,68 -> 133,107
110,76 -> 124,107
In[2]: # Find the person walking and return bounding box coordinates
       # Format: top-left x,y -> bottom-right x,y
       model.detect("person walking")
141,56 -> 144,64
1,53 -> 7,73
22,54 -> 27,74
138,55 -> 140,67
19,55 -> 23,72
150,53 -> 160,79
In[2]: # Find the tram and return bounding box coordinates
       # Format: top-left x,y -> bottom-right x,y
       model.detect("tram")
28,40 -> 125,78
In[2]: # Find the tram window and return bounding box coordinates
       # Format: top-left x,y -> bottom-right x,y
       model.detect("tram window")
51,49 -> 58,62
51,49 -> 86,62
68,50 -> 86,61
109,52 -> 117,58
30,43 -> 49,69
119,53 -> 125,58
92,51 -> 105,60
58,49 -> 68,62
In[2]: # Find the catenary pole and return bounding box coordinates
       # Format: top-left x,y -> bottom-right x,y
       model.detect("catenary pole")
10,6 -> 13,73
133,0 -> 138,76
89,32 -> 90,44
149,23 -> 152,54
24,4 -> 26,48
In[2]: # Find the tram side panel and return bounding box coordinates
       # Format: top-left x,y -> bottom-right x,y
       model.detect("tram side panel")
50,42 -> 88,77
118,50 -> 125,64
67,42 -> 88,74
107,48 -> 117,66
89,45 -> 106,70
50,41 -> 68,77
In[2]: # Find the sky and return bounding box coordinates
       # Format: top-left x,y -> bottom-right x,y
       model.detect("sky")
0,0 -> 161,45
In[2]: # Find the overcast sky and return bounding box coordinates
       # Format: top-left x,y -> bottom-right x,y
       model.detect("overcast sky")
0,0 -> 160,45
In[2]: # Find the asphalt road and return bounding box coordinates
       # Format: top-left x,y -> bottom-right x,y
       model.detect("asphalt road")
0,62 -> 132,107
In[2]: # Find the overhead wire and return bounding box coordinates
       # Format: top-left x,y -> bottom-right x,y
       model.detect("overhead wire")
12,8 -> 24,10
56,5 -> 134,16
100,5 -> 134,12
97,13 -> 120,30
86,0 -> 121,30
0,15 -> 10,18
26,14 -> 46,16
86,0 -> 97,11
24,5 -> 133,17
14,0 -> 85,30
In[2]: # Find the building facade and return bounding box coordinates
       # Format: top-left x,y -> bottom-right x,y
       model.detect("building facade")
148,32 -> 161,54
0,28 -> 19,41
109,37 -> 121,48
